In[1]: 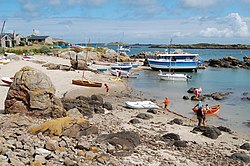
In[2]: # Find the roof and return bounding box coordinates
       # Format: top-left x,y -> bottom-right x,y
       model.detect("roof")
29,36 -> 50,40
0,34 -> 12,40
1,33 -> 22,38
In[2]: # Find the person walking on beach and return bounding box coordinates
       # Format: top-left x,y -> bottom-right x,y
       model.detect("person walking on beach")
104,83 -> 109,96
163,97 -> 169,110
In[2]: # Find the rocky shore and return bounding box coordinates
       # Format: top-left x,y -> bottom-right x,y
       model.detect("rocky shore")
0,52 -> 250,165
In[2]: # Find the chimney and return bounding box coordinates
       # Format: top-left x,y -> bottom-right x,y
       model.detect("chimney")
13,30 -> 16,39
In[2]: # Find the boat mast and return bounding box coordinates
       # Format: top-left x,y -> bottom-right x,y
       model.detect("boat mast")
0,20 -> 6,52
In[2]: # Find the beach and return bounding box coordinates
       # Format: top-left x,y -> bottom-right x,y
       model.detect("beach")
0,55 -> 250,165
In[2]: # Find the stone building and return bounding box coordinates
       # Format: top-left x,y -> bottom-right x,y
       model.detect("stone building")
28,36 -> 53,45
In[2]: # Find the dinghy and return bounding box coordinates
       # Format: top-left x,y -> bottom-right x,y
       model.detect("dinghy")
72,80 -> 102,87
192,104 -> 221,115
1,77 -> 14,85
125,101 -> 159,109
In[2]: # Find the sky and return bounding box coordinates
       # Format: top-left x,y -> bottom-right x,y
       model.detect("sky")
1,0 -> 250,44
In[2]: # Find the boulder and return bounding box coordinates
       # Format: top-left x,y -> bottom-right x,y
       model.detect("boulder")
202,126 -> 221,139
240,143 -> 250,151
136,113 -> 153,120
5,66 -> 65,118
161,133 -> 180,141
97,131 -> 140,157
129,118 -> 140,124
230,153 -> 250,163
169,118 -> 183,125
103,102 -> 112,110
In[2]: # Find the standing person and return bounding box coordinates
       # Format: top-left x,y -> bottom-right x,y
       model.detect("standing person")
195,101 -> 203,127
104,83 -> 109,96
163,97 -> 169,110
203,104 -> 209,127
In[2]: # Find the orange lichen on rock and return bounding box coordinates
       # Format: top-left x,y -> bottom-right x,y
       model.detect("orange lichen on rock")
28,117 -> 88,137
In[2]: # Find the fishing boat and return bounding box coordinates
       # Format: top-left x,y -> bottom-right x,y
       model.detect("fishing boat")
148,39 -> 202,72
192,105 -> 221,115
0,58 -> 11,64
72,80 -> 102,87
1,77 -> 14,85
125,101 -> 159,109
148,52 -> 202,72
93,61 -> 113,66
110,62 -> 132,71
110,69 -> 138,78
158,70 -> 191,81
97,68 -> 108,71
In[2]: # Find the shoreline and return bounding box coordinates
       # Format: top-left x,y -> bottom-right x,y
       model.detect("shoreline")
0,55 -> 250,165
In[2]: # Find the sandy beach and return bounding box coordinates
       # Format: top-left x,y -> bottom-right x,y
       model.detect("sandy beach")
0,55 -> 250,165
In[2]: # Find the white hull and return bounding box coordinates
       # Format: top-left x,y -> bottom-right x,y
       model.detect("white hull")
125,101 -> 159,109
158,70 -> 191,81
110,69 -> 138,78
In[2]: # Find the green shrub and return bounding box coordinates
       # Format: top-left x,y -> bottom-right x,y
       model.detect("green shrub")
40,46 -> 50,53
93,47 -> 107,53
19,41 -> 25,46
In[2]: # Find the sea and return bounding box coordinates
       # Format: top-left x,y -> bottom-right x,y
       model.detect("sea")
105,45 -> 250,137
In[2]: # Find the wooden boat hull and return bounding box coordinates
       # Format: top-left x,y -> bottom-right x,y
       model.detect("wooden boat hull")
192,105 -> 221,115
125,101 -> 159,109
72,80 -> 102,87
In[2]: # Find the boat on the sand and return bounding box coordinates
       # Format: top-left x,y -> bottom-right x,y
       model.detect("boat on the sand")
110,69 -> 138,78
192,104 -> 221,115
125,101 -> 159,109
72,80 -> 102,87
1,77 -> 14,85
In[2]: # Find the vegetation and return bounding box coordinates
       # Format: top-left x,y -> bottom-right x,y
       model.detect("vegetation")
5,44 -> 52,55
92,47 -> 107,53
151,43 -> 250,49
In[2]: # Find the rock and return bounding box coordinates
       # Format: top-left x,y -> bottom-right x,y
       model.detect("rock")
187,87 -> 196,93
241,97 -> 250,101
61,98 -> 93,118
169,118 -> 183,125
64,157 -> 77,166
173,140 -> 188,147
202,126 -> 221,139
129,119 -> 140,124
42,63 -> 60,70
182,96 -> 189,100
136,113 -> 153,120
193,126 -> 207,132
85,151 -> 96,160
9,157 -> 25,166
79,126 -> 98,136
5,66 -> 65,118
67,108 -> 84,119
94,107 -> 105,114
76,140 -> 91,150
103,102 -> 112,110
34,155 -> 46,164
161,133 -> 180,141
242,92 -> 248,96
96,153 -> 110,164
35,148 -> 51,157
211,93 -> 224,100
97,131 -> 140,157
240,143 -> 250,150
230,153 -> 250,163
45,139 -> 58,151
147,109 -> 157,114
217,126 -> 232,133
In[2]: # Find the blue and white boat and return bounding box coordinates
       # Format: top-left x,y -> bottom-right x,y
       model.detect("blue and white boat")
148,52 -> 202,72
110,62 -> 132,71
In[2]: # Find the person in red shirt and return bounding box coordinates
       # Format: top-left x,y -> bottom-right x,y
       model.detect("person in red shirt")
104,83 -> 109,96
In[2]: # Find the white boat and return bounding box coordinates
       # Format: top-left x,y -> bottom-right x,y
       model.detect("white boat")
110,69 -> 138,78
117,45 -> 131,52
158,70 -> 191,81
0,58 -> 11,64
125,101 -> 159,109
1,77 -> 14,85
110,62 -> 132,71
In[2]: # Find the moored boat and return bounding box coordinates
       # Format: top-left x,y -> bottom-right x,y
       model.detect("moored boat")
158,70 -> 191,81
148,52 -> 202,72
110,62 -> 132,71
117,45 -> 131,52
72,80 -> 102,87
125,101 -> 159,109
110,69 -> 138,78
192,104 -> 221,115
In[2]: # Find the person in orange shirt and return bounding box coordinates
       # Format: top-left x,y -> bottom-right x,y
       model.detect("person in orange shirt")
164,97 -> 169,109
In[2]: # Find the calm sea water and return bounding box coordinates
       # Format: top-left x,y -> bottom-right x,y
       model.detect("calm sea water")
108,46 -> 250,137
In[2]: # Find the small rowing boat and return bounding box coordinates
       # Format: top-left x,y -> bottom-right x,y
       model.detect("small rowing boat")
192,104 -> 221,115
72,80 -> 102,87
1,77 -> 14,85
125,101 -> 159,109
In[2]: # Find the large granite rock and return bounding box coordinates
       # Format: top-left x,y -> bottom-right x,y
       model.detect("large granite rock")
5,66 -> 65,118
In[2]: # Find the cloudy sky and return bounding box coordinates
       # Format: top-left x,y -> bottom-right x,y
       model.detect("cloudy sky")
1,0 -> 250,44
